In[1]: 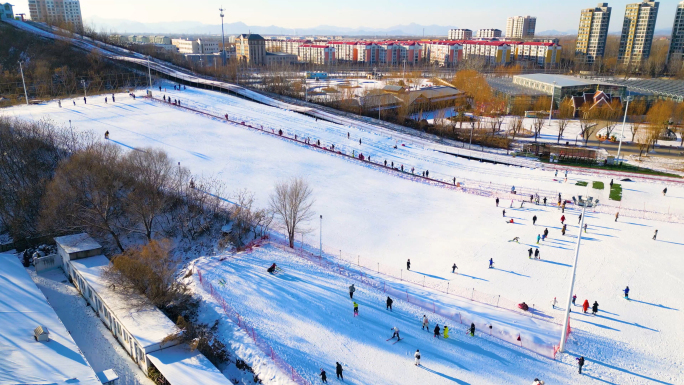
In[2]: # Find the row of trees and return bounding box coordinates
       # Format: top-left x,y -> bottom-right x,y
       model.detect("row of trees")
0,23 -> 146,105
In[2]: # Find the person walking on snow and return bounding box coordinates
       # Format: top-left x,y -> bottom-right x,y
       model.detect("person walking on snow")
443,325 -> 449,339
433,324 -> 441,338
537,234 -> 541,244
615,212 -> 619,222
496,197 -> 499,207
624,286 -> 630,299
390,326 -> 400,340
534,249 -> 540,259
584,223 -> 588,233
469,323 -> 475,337
663,187 -> 668,196
543,197 -> 547,205
572,294 -> 577,306
489,258 -> 494,268
349,284 -> 356,299
503,209 -> 506,217
319,369 -> 327,383
653,230 -> 658,240
422,315 -> 429,331
551,297 -> 558,309
592,301 -> 599,315
582,299 -> 589,313
577,356 -> 585,374
407,259 -> 411,270
578,214 -> 582,223
561,215 -> 566,224
452,263 -> 458,273
543,228 -> 549,239
336,362 -> 343,379
414,350 -> 421,366
562,224 -> 567,236
528,248 -> 533,259
353,302 -> 359,317
533,215 -> 537,225
386,296 -> 393,311
359,138 -> 362,145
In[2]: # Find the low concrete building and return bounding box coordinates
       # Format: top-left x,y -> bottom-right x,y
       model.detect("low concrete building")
265,51 -> 297,65
512,73 -> 627,101
56,234 -> 232,385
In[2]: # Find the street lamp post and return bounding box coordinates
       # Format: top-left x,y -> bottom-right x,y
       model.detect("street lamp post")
19,61 -> 29,106
319,215 -> 323,257
559,196 -> 594,352
616,95 -> 632,162
147,55 -> 152,89
219,7 -> 226,66
547,81 -> 556,126
81,79 -> 87,98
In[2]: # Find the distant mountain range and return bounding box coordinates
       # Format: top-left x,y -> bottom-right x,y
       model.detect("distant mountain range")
84,17 -> 674,38
85,17 -> 458,37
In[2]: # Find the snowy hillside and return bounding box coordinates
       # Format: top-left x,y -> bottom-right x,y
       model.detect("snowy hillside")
4,85 -> 684,384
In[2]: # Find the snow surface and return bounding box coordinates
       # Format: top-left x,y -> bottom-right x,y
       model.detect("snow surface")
4,85 -> 684,384
0,253 -> 100,385
29,266 -> 155,385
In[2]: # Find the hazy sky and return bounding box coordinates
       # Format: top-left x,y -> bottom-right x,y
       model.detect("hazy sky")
11,0 -> 682,31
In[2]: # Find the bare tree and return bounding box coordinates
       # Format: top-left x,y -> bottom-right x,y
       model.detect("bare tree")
556,98 -> 574,144
532,116 -> 545,143
269,177 -> 315,248
122,148 -> 175,240
40,142 -> 129,252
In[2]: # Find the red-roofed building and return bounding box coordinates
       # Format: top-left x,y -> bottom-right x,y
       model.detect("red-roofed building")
298,44 -> 336,65
510,42 -> 561,66
425,41 -> 463,67
459,40 -> 512,65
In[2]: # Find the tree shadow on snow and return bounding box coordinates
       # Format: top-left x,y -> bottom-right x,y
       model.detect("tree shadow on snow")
419,365 -> 470,385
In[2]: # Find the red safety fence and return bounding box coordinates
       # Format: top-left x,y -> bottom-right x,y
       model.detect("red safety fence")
268,240 -> 569,360
197,268 -> 312,385
147,96 -> 684,224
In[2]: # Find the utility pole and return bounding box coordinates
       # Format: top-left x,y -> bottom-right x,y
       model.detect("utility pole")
319,215 -> 323,257
220,6 -> 226,66
19,61 -> 29,105
616,95 -> 632,161
559,196 -> 593,352
81,79 -> 87,98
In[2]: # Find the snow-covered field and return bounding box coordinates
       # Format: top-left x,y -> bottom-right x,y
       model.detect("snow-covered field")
4,84 -> 684,384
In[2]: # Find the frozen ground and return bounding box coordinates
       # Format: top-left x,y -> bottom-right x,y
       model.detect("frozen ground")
29,267 -> 155,385
4,85 -> 684,384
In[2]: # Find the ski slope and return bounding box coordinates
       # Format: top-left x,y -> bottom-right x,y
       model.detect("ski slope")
4,86 -> 684,384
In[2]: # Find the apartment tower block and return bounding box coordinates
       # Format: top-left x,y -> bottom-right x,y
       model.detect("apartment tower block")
506,16 -> 537,39
618,1 -> 659,65
576,3 -> 612,64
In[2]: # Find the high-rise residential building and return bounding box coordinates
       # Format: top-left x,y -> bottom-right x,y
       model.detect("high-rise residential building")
618,1 -> 659,65
28,0 -> 83,30
476,29 -> 502,39
506,16 -> 536,39
576,3 -> 612,64
448,29 -> 473,40
667,1 -> 684,63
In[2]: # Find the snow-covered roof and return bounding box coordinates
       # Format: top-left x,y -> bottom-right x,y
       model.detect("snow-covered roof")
147,345 -> 232,385
55,233 -> 102,255
514,73 -> 595,87
70,255 -> 180,349
0,253 -> 100,385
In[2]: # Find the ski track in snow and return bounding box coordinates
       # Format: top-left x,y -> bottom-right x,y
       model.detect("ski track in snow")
5,85 -> 684,385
